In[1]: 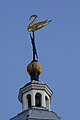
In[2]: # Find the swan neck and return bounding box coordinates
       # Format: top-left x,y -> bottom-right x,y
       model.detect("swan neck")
29,16 -> 37,26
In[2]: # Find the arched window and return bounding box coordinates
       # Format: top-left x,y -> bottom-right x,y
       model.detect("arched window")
45,96 -> 49,110
35,93 -> 42,107
27,94 -> 31,108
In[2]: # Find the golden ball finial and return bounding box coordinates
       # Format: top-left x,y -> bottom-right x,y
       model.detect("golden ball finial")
27,61 -> 42,75
27,60 -> 42,80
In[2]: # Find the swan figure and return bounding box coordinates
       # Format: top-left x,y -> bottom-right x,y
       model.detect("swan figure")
27,15 -> 52,61
27,15 -> 52,32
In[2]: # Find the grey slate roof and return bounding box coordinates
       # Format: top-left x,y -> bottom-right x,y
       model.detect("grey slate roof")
10,107 -> 61,120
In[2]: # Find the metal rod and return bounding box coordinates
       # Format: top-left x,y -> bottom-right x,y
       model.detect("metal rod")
33,31 -> 35,61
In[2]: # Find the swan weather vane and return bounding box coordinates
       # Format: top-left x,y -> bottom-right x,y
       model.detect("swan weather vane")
27,15 -> 52,61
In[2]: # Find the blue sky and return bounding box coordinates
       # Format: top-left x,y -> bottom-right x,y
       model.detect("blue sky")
0,0 -> 80,120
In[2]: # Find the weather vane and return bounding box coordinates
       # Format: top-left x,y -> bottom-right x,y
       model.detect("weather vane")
27,15 -> 52,61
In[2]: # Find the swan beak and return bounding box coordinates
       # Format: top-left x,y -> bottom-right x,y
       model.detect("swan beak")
29,16 -> 31,20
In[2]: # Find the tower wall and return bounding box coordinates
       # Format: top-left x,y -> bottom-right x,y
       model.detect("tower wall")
22,89 -> 51,111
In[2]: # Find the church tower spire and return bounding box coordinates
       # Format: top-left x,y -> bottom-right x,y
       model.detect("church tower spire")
10,15 -> 61,120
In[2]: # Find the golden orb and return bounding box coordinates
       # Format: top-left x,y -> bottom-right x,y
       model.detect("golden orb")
27,61 -> 42,75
